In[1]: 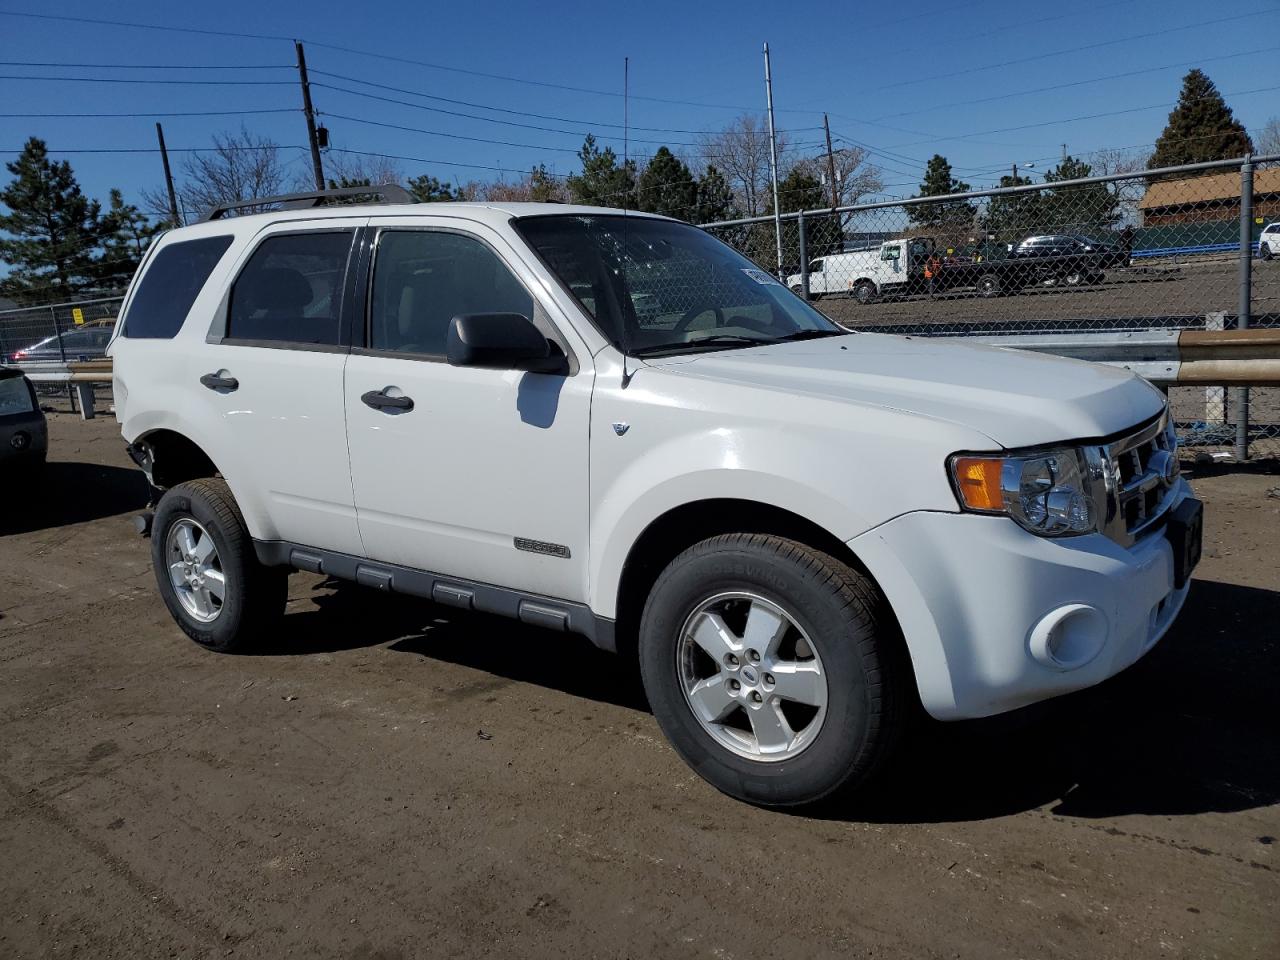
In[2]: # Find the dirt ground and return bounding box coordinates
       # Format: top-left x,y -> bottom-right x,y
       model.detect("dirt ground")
2,415 -> 1278,960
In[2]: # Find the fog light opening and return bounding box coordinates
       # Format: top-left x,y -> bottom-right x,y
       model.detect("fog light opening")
1029,604 -> 1107,671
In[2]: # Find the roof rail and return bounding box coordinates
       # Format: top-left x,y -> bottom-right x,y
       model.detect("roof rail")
198,183 -> 414,222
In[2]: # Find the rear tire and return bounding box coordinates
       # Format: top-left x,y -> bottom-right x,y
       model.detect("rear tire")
151,478 -> 287,653
852,281 -> 877,305
1262,244 -> 1274,261
638,534 -> 906,808
977,273 -> 1002,297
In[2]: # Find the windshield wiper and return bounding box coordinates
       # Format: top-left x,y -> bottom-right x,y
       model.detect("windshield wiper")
629,335 -> 768,357
774,329 -> 846,342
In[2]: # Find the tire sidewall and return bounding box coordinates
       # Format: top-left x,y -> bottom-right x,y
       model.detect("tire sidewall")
639,544 -> 882,806
151,485 -> 249,652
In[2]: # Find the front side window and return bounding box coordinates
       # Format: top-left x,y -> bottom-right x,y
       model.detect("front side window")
124,235 -> 233,339
227,231 -> 354,345
368,230 -> 534,357
516,215 -> 841,357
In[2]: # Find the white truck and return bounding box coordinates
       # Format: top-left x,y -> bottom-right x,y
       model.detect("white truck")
109,188 -> 1202,808
789,238 -> 935,303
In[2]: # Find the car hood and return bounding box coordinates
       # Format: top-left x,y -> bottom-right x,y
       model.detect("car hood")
644,333 -> 1165,448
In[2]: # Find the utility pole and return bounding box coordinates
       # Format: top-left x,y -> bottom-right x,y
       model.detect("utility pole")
823,113 -> 839,209
155,122 -> 180,226
295,40 -> 325,191
1012,162 -> 1017,184
763,42 -> 784,279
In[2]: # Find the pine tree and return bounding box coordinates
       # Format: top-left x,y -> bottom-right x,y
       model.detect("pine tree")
909,155 -> 974,228
983,174 -> 1041,244
98,189 -> 163,290
566,135 -> 636,208
407,174 -> 461,203
635,147 -> 696,220
693,165 -> 735,224
1039,156 -> 1119,234
0,137 -> 107,303
1149,69 -> 1253,169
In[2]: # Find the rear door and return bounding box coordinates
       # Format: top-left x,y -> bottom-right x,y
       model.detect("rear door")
343,216 -> 593,602
196,220 -> 365,555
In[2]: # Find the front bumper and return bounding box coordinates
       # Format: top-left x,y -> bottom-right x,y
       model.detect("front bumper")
849,477 -> 1194,720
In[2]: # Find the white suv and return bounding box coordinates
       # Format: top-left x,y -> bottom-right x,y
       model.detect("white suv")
109,190 -> 1202,807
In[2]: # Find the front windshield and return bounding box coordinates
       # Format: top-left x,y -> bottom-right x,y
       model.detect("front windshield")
515,214 -> 842,357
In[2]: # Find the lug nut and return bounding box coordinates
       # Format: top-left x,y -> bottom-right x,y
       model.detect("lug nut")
764,673 -> 775,686
729,679 -> 741,690
725,653 -> 739,667
750,691 -> 763,703
748,650 -> 760,664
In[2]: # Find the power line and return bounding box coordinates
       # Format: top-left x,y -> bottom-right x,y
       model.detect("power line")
310,70 -> 824,137
869,43 -> 1280,123
855,8 -> 1278,97
0,109 -> 298,119
0,73 -> 294,86
0,60 -> 290,70
884,82 -> 1280,149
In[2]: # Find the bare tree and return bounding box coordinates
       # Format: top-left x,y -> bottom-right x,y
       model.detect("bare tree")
1089,147 -> 1146,178
790,145 -> 882,209
480,164 -> 569,203
322,152 -> 405,189
1256,118 -> 1280,157
697,115 -> 791,217
143,127 -> 287,223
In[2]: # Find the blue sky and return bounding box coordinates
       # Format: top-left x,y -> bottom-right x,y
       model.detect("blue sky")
1,0 -> 1277,212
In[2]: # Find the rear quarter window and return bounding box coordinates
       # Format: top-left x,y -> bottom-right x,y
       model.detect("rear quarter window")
0,375 -> 35,416
123,235 -> 234,339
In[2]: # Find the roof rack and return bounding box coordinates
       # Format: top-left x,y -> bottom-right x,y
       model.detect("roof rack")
198,183 -> 414,222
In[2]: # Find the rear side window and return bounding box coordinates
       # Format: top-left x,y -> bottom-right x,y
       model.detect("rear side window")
123,235 -> 233,339
0,375 -> 35,415
228,231 -> 355,346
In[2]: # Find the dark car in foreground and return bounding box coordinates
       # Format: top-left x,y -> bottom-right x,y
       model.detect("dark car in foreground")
0,367 -> 48,472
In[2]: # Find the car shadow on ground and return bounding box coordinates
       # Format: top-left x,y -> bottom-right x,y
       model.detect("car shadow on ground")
255,579 -> 648,710
256,575 -> 1278,823
842,577 -> 1280,824
0,461 -> 149,534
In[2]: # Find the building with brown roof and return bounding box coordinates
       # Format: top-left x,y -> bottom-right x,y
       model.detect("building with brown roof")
1139,168 -> 1280,226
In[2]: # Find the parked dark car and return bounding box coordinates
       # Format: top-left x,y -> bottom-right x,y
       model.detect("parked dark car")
6,323 -> 114,363
1005,234 -> 1128,286
0,366 -> 48,472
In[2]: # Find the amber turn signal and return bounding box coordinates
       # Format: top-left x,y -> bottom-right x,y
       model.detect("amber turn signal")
952,456 -> 1005,511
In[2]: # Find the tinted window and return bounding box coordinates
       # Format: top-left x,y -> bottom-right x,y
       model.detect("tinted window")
228,231 -> 354,345
124,235 -> 233,339
369,230 -> 533,357
0,375 -> 35,415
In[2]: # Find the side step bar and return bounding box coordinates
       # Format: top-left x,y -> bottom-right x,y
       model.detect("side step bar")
253,540 -> 615,652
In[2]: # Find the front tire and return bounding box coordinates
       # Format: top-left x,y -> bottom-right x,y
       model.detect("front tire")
639,534 -> 905,807
151,478 -> 287,652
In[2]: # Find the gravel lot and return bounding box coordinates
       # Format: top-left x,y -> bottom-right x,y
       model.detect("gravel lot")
2,415 -> 1278,960
816,257 -> 1280,329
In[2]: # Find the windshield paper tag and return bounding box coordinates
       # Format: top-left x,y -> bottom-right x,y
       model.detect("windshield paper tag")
741,268 -> 781,286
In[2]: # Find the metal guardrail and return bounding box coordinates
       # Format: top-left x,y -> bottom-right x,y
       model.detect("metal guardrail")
13,358 -> 113,420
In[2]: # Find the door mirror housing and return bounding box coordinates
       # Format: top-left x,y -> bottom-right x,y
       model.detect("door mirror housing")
446,313 -> 567,374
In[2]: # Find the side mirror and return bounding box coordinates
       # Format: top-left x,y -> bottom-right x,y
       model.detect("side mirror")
446,313 -> 568,374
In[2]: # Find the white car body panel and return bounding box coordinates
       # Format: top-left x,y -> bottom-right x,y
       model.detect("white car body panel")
112,200 -> 1193,723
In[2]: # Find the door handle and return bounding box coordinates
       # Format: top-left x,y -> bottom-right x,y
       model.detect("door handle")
361,388 -> 414,412
200,372 -> 239,391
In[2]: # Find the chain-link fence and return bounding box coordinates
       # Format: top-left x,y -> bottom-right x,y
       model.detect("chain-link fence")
703,153 -> 1280,460
0,296 -> 122,413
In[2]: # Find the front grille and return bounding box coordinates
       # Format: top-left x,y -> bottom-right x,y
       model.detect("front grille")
1101,414 -> 1179,546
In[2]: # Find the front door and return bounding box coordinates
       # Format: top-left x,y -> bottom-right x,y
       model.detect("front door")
344,219 -> 593,602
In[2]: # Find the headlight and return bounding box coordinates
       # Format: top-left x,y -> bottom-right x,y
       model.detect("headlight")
950,447 -> 1104,537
